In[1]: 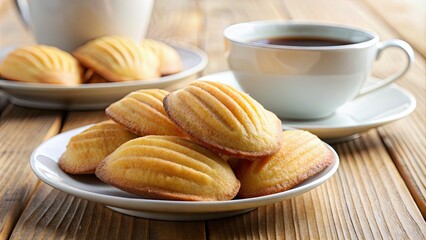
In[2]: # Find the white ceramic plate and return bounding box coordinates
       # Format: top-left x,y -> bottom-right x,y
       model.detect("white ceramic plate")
30,125 -> 339,221
0,43 -> 208,110
200,71 -> 416,142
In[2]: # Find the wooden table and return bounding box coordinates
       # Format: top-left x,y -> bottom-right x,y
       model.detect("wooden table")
1,0 -> 425,239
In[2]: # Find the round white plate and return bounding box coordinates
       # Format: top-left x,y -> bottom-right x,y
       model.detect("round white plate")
30,125 -> 339,221
200,71 -> 416,142
0,43 -> 208,110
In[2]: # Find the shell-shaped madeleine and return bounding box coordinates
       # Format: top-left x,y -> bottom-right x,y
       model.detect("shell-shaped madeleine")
59,121 -> 137,174
234,130 -> 335,198
142,39 -> 183,75
95,136 -> 240,201
164,81 -> 282,159
0,45 -> 82,85
106,89 -> 186,137
73,36 -> 160,82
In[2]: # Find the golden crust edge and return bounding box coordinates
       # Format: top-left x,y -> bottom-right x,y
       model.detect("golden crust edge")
58,153 -> 97,175
95,155 -> 240,201
237,145 -> 335,198
105,105 -> 186,137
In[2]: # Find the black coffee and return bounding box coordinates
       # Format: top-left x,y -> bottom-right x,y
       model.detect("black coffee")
252,37 -> 354,47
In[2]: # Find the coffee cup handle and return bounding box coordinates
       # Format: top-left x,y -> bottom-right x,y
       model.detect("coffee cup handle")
14,0 -> 31,28
357,39 -> 414,97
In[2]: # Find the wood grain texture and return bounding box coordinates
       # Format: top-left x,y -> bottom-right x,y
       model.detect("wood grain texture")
0,106 -> 61,239
9,183 -> 150,240
362,0 -> 426,58
284,0 -> 426,218
60,111 -> 108,132
200,0 -> 288,74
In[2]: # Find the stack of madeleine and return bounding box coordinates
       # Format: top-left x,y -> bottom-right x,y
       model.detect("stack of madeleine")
0,36 -> 183,85
58,80 -> 335,201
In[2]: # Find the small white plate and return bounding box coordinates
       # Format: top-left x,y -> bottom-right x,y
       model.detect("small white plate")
0,43 -> 208,110
200,71 -> 416,142
30,125 -> 339,221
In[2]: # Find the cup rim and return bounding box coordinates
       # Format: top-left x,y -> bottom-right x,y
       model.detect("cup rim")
223,20 -> 379,50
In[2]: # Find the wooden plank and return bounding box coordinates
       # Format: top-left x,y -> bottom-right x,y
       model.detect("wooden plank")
0,106 -> 62,239
208,133 -> 426,239
9,182 -> 150,240
200,0 -> 288,74
149,221 -> 206,240
361,0 -> 426,58
61,111 -> 108,132
284,0 -> 426,218
9,1 -> 207,239
147,0 -> 202,45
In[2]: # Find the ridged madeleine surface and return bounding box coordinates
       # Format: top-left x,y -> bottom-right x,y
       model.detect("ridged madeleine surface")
164,81 -> 282,159
74,36 -> 160,82
95,136 -> 240,201
106,89 -> 186,137
0,45 -> 82,85
59,121 -> 137,174
142,39 -> 183,75
234,130 -> 334,198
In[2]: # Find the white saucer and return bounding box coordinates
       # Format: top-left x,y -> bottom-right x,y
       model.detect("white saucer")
30,125 -> 339,221
200,71 -> 416,142
0,43 -> 208,110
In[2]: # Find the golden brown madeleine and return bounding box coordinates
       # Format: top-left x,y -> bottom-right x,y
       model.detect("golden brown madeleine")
83,69 -> 109,84
96,135 -> 240,201
163,81 -> 282,159
0,45 -> 82,85
74,36 -> 160,82
86,73 -> 109,83
142,39 -> 183,75
106,89 -> 186,137
234,130 -> 335,198
59,120 -> 137,174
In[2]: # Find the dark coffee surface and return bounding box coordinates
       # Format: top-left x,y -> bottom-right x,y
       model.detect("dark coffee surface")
252,37 -> 354,46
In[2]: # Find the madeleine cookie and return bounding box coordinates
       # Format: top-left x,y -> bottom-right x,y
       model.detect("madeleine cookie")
74,36 -> 160,82
164,81 -> 282,159
96,136 -> 240,201
106,89 -> 186,137
234,130 -> 334,198
83,69 -> 109,83
0,45 -> 82,85
59,121 -> 137,174
142,39 -> 183,75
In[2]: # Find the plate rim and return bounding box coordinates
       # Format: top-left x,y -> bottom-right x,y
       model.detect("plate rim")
30,125 -> 339,213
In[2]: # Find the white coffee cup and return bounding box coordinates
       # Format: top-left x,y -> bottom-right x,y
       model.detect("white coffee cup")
15,0 -> 154,52
224,21 -> 414,120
